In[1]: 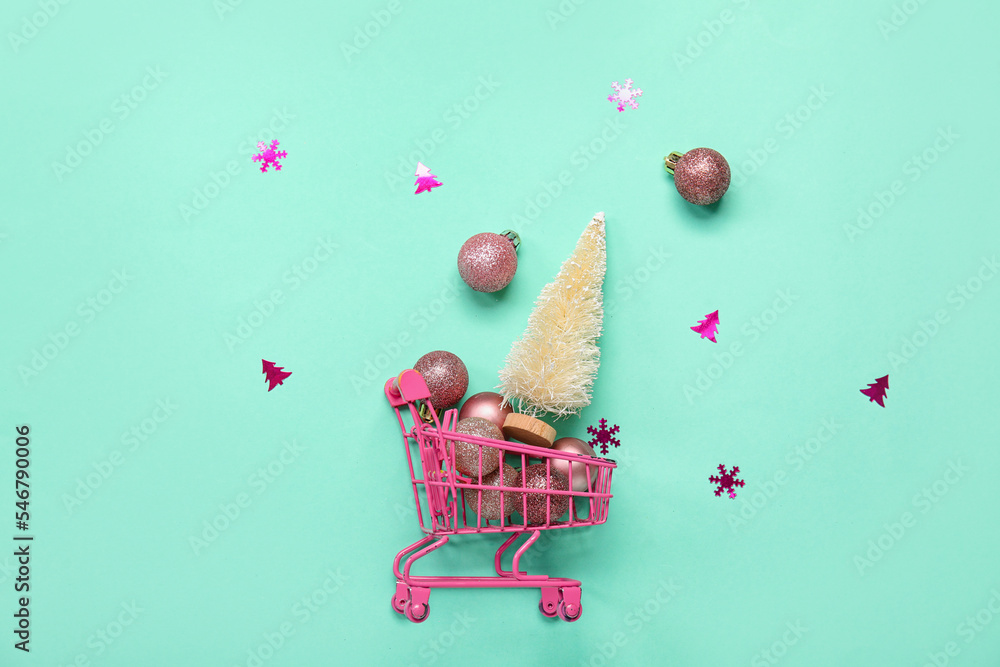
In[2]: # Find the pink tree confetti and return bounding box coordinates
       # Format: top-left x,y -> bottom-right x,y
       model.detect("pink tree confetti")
587,418 -> 621,455
710,464 -> 744,499
608,79 -> 642,112
860,374 -> 889,407
414,162 -> 442,194
691,310 -> 719,343
262,359 -> 291,391
253,140 -> 287,173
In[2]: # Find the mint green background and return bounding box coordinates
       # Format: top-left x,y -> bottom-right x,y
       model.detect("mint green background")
3,0 -> 999,665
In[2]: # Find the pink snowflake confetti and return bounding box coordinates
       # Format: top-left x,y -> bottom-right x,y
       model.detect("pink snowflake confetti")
691,310 -> 719,343
608,79 -> 642,112
262,359 -> 291,391
414,162 -> 442,194
860,374 -> 889,407
252,140 -> 287,173
587,418 -> 621,455
710,464 -> 744,499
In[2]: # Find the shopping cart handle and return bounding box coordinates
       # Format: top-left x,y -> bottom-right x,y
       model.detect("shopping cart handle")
387,369 -> 431,404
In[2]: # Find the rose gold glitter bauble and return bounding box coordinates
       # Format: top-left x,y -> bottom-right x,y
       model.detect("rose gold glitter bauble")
518,463 -> 570,524
463,463 -> 521,520
459,392 -> 514,431
414,350 -> 468,408
453,417 -> 503,478
551,437 -> 599,491
673,148 -> 730,205
457,232 -> 518,293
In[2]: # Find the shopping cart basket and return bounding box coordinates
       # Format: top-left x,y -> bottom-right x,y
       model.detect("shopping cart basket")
386,368 -> 617,623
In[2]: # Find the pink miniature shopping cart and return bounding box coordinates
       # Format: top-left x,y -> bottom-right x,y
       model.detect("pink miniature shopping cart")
386,369 -> 617,623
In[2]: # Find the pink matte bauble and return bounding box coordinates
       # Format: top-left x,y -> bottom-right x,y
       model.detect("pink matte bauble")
518,463 -> 569,524
457,233 -> 518,293
551,437 -> 599,491
414,350 -> 468,408
674,148 -> 731,205
458,392 -> 514,431
453,417 -> 503,478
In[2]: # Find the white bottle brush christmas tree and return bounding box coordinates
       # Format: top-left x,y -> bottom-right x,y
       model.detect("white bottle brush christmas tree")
498,212 -> 606,418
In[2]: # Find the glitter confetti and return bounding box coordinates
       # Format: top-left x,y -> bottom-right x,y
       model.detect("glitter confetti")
252,140 -> 287,173
710,464 -> 744,499
691,310 -> 719,343
414,162 -> 442,194
608,78 -> 642,112
587,418 -> 621,455
860,375 -> 889,407
262,359 -> 291,391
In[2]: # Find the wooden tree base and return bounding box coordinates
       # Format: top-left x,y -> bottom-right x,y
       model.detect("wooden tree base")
502,413 -> 556,448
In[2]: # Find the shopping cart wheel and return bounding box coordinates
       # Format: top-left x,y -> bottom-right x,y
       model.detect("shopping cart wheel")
557,599 -> 582,622
403,599 -> 430,623
539,588 -> 560,618
391,581 -> 410,614
557,586 -> 582,622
